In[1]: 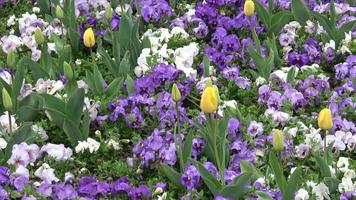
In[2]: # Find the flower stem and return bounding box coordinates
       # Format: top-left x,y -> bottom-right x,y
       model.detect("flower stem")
324,130 -> 328,161
8,111 -> 12,135
210,114 -> 224,185
175,102 -> 184,172
249,17 -> 262,55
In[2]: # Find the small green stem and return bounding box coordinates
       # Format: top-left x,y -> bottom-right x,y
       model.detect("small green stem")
90,48 -> 96,67
175,103 -> 185,172
8,111 -> 12,135
324,130 -> 328,161
249,17 -> 262,55
210,114 -> 224,185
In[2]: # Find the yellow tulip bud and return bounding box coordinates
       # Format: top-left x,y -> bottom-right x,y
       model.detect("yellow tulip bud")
318,108 -> 333,130
83,28 -> 96,48
212,85 -> 220,104
7,50 -> 17,68
2,88 -> 12,112
200,86 -> 218,114
244,0 -> 255,17
55,5 -> 64,19
63,61 -> 73,80
34,27 -> 44,45
171,83 -> 181,102
273,129 -> 284,152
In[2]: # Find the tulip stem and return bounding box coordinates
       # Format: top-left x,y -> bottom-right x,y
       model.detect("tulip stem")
175,102 -> 184,172
249,17 -> 262,55
90,48 -> 96,67
210,114 -> 224,185
324,130 -> 328,161
8,111 -> 12,135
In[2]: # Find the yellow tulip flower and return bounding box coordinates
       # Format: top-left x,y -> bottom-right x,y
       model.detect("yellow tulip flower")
83,28 -> 95,48
318,108 -> 333,130
244,0 -> 255,17
200,86 -> 218,114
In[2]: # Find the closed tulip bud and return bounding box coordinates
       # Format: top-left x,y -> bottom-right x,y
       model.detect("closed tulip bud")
7,50 -> 17,68
171,83 -> 181,102
273,129 -> 284,152
212,85 -> 220,104
55,5 -> 64,19
34,27 -> 44,45
318,108 -> 333,130
244,0 -> 255,17
105,6 -> 113,21
83,28 -> 95,48
2,88 -> 12,112
200,86 -> 218,114
63,61 -> 73,80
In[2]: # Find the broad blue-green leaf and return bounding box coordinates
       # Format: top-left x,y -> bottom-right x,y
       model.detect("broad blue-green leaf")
160,164 -> 183,188
270,11 -> 294,35
269,151 -> 287,194
203,55 -> 210,77
118,13 -> 133,51
287,66 -> 296,83
240,160 -> 263,180
17,94 -> 40,122
98,45 -> 117,76
112,31 -> 121,65
314,154 -> 331,178
182,131 -> 193,164
126,75 -> 135,95
68,28 -> 80,52
24,57 -> 49,79
291,0 -> 310,25
63,119 -> 82,146
106,78 -> 123,97
312,12 -> 334,39
256,191 -> 274,200
283,167 -> 302,200
81,109 -> 90,140
65,88 -> 85,125
12,59 -> 26,111
253,0 -> 271,28
219,173 -> 251,199
323,177 -> 340,193
192,160 -> 221,195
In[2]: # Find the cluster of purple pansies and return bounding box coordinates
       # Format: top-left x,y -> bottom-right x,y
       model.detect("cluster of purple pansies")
106,64 -> 192,129
0,165 -> 160,200
140,0 -> 172,23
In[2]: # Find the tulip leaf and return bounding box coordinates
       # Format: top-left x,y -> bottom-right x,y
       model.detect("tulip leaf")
219,173 -> 251,199
252,0 -> 271,28
119,13 -> 133,51
65,88 -> 85,125
269,151 -> 287,194
63,119 -> 83,146
240,160 -> 263,181
112,31 -> 121,65
286,66 -> 296,83
192,160 -> 221,195
182,131 -> 193,164
283,167 -> 302,200
81,109 -> 90,140
203,55 -> 210,77
291,0 -> 310,25
270,11 -> 294,35
314,154 -> 331,178
126,75 -> 135,95
160,164 -> 183,188
106,78 -> 124,97
11,59 -> 26,111
323,177 -> 340,193
256,191 -> 274,200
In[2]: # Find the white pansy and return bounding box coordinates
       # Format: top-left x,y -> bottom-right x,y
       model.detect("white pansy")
14,165 -> 30,178
255,76 -> 266,86
0,138 -> 7,149
84,97 -> 101,121
217,100 -> 237,116
32,7 -> 40,13
174,42 -> 199,78
312,182 -> 330,200
7,15 -> 16,27
344,169 -> 356,179
0,70 -> 12,85
0,35 -> 23,53
77,80 -> 89,93
65,172 -> 74,183
0,112 -> 18,133
338,177 -> 355,193
301,64 -> 319,73
75,59 -> 82,65
41,143 -> 73,161
34,163 -> 59,183
323,40 -> 335,52
106,139 -> 120,150
34,79 -> 64,94
337,157 -> 349,172
32,125 -> 48,141
270,70 -> 288,82
295,188 -> 309,200
75,138 -> 100,154
171,27 -> 189,38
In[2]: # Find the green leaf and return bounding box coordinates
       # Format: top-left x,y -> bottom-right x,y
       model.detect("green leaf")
182,131 -> 193,164
118,13 -> 133,51
291,0 -> 310,25
119,51 -> 131,77
63,119 -> 82,146
126,75 -> 135,95
98,45 -> 117,76
68,28 -> 80,52
219,173 -> 251,199
240,160 -> 263,180
330,0 -> 336,29
192,160 -> 221,195
283,167 -> 302,200
112,31 -> 121,65
286,66 -> 296,83
270,11 -> 294,35
37,0 -> 50,15
160,164 -> 183,188
252,0 -> 271,28
65,88 -> 85,125
256,191 -> 274,200
269,151 -> 287,194
312,12 -> 334,39
203,55 -> 210,77
41,94 -> 66,127
17,94 -> 40,122
106,78 -> 123,97
323,177 -> 340,193
12,59 -> 26,111
314,154 -> 331,178
81,109 -> 90,140
24,57 -> 49,79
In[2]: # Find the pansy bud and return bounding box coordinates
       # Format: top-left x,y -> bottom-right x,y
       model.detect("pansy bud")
244,0 -> 255,17
2,88 -> 12,112
200,86 -> 218,114
105,6 -> 113,21
318,108 -> 333,130
83,28 -> 95,48
55,5 -> 64,19
63,61 -> 73,80
273,129 -> 284,152
171,83 -> 181,102
7,50 -> 17,68
34,27 -> 44,45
